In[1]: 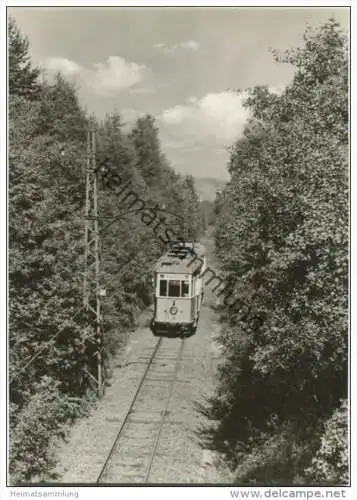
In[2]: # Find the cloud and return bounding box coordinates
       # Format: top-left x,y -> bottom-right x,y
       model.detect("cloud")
87,56 -> 145,96
159,91 -> 251,144
42,57 -> 82,77
180,40 -> 200,51
42,56 -> 146,97
129,87 -> 155,95
158,91 -> 250,179
154,40 -> 202,55
159,87 -> 283,178
164,138 -> 204,151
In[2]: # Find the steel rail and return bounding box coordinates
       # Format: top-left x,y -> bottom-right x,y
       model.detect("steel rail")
96,337 -> 162,483
144,338 -> 185,482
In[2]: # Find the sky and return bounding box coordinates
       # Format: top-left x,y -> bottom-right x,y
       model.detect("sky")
9,6 -> 349,181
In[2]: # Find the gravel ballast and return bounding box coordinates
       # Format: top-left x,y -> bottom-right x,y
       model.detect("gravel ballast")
51,271 -> 230,483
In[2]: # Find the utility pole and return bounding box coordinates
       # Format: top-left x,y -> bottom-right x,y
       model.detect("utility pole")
83,125 -> 104,398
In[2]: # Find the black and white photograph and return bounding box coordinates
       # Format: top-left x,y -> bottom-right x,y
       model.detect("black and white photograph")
2,1 -> 354,496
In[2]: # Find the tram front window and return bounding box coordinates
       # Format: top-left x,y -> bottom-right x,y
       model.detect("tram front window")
160,279 -> 167,296
182,280 -> 190,297
168,280 -> 180,297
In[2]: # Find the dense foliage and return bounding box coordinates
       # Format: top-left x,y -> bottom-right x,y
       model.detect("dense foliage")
210,20 -> 349,485
9,75 -> 90,484
305,400 -> 349,484
200,200 -> 216,232
8,18 -> 201,483
8,17 -> 40,99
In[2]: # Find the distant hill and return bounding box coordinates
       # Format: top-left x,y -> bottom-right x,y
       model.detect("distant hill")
194,177 -> 227,202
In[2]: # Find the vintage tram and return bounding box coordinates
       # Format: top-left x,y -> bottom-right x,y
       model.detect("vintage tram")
150,241 -> 206,337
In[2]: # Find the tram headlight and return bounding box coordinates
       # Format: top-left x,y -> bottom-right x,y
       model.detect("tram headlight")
169,306 -> 178,315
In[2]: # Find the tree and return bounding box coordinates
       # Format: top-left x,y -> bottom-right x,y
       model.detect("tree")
129,114 -> 164,187
182,175 -> 201,240
34,75 -> 87,142
200,200 -> 216,231
94,113 -> 158,357
208,19 -> 348,484
305,399 -> 348,485
8,17 -> 40,98
8,54 -> 92,479
8,21 -> 203,482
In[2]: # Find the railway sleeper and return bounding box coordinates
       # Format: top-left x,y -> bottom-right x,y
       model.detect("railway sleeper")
100,474 -> 145,483
107,459 -> 148,469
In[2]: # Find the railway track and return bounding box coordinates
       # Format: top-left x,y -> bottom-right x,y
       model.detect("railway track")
97,337 -> 186,483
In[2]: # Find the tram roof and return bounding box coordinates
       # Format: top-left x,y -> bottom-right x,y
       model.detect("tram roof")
155,243 -> 205,275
